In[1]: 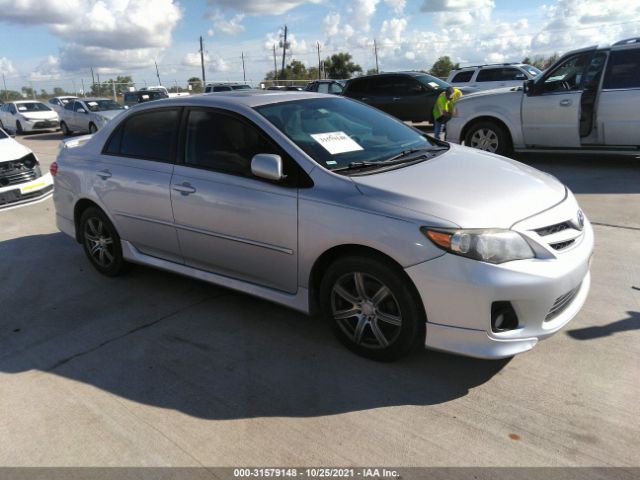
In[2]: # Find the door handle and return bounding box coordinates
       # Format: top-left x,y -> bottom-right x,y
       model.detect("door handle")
96,169 -> 112,179
392,97 -> 401,101
559,99 -> 572,107
172,183 -> 196,195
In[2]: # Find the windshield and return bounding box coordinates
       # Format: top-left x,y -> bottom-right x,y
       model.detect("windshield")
255,97 -> 438,172
416,74 -> 449,91
60,97 -> 77,105
84,100 -> 124,112
523,65 -> 542,76
16,102 -> 51,112
231,84 -> 252,90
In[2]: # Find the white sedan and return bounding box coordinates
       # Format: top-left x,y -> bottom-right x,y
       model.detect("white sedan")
0,101 -> 60,134
0,127 -> 53,209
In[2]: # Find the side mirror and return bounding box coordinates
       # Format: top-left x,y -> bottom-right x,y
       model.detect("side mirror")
524,79 -> 535,96
251,154 -> 285,181
77,108 -> 86,113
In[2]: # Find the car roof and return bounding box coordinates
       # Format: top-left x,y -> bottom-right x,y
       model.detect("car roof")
13,100 -> 45,104
78,97 -> 111,102
128,91 -> 332,110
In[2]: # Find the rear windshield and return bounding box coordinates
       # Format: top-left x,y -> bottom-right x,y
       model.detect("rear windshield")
415,74 -> 449,90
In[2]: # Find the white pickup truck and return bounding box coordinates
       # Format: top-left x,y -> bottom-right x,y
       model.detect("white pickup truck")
447,38 -> 640,155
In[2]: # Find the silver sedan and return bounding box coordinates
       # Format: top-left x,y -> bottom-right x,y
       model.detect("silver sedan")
51,92 -> 593,361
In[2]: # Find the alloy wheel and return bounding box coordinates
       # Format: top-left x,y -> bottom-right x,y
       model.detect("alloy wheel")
330,272 -> 403,350
83,217 -> 115,268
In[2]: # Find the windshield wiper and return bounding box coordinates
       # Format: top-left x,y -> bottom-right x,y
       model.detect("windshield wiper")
331,146 -> 449,173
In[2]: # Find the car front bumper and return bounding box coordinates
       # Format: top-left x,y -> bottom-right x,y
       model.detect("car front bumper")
20,118 -> 60,132
406,219 -> 594,359
0,172 -> 54,209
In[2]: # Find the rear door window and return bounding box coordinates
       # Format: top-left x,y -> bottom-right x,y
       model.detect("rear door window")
451,71 -> 473,83
115,109 -> 179,162
476,69 -> 498,82
603,49 -> 640,89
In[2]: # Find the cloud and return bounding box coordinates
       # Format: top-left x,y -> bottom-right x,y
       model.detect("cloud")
29,56 -> 62,81
384,0 -> 406,14
183,52 -> 209,68
209,56 -> 230,73
0,57 -> 17,76
0,0 -> 84,25
348,0 -> 380,32
207,11 -> 246,35
207,0 -> 321,15
59,44 -> 160,73
420,0 -> 494,13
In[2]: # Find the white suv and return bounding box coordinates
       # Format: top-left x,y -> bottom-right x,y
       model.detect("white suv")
447,63 -> 541,91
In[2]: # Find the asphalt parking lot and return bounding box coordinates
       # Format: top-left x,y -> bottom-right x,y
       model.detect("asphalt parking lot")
1,132 -> 638,468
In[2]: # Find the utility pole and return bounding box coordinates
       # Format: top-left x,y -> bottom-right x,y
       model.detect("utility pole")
374,39 -> 379,74
2,73 -> 7,101
154,60 -> 162,85
280,25 -> 288,77
199,36 -> 206,85
317,42 -> 322,79
97,72 -> 101,95
81,78 -> 85,97
273,44 -> 278,81
30,81 -> 35,99
241,52 -> 246,83
90,67 -> 95,87
112,79 -> 116,102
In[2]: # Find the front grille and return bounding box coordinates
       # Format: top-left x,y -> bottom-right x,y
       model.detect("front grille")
535,222 -> 571,236
33,120 -> 59,129
550,239 -> 575,250
545,283 -> 582,321
0,156 -> 39,187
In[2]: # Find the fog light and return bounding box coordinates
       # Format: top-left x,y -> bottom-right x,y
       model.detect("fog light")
491,301 -> 519,332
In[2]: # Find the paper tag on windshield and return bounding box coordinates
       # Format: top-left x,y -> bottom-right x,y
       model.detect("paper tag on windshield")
87,101 -> 98,106
428,82 -> 439,88
310,131 -> 363,155
18,106 -> 27,111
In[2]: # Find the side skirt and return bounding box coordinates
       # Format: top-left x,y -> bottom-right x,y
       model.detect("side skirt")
120,240 -> 310,314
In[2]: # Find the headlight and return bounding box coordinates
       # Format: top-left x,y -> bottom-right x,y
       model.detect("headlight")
422,228 -> 535,264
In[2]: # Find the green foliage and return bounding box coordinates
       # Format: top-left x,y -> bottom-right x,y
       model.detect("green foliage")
366,68 -> 378,76
188,77 -> 203,93
323,53 -> 362,79
1,90 -> 22,101
264,59 -> 322,81
429,56 -> 460,78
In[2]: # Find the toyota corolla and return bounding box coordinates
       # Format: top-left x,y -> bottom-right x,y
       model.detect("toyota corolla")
51,92 -> 593,360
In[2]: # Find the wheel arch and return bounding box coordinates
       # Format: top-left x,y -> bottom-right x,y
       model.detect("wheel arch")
307,244 -> 425,319
73,198 -> 112,243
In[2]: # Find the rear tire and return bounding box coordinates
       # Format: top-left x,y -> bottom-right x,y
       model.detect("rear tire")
319,256 -> 425,361
89,123 -> 97,134
79,207 -> 130,277
464,120 -> 512,155
16,121 -> 23,135
60,121 -> 72,136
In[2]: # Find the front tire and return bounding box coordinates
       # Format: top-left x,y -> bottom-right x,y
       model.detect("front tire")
60,121 -> 72,136
319,256 -> 425,361
464,120 -> 512,155
79,207 -> 130,277
15,121 -> 23,135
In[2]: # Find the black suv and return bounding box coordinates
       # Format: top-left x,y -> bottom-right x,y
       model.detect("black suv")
343,72 -> 472,123
205,83 -> 252,93
123,90 -> 168,107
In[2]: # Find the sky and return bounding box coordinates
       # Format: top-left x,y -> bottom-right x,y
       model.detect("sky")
1,0 -> 639,92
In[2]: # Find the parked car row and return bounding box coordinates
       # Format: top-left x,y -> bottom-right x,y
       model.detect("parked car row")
0,101 -> 59,134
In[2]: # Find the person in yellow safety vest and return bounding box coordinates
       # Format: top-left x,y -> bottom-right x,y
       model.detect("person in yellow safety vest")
432,86 -> 462,140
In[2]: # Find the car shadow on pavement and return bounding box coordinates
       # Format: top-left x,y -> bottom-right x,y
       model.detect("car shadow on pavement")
0,233 -> 510,420
15,132 -> 64,141
566,311 -> 640,340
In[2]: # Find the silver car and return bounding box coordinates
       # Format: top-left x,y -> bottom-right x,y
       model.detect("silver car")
59,98 -> 125,135
51,92 -> 593,361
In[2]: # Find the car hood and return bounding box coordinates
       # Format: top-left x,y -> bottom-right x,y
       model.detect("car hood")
458,86 -> 524,101
0,136 -> 32,162
17,110 -> 58,120
93,110 -> 124,120
351,144 -> 566,229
